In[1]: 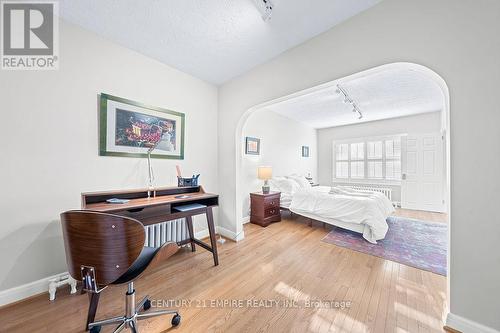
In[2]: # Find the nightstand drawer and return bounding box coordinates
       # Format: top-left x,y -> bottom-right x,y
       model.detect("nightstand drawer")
264,207 -> 279,217
264,196 -> 280,208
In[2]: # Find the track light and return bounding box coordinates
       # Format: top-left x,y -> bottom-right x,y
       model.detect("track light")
254,0 -> 274,21
336,84 -> 363,120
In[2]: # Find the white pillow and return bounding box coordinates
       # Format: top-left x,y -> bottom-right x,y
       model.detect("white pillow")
268,177 -> 285,192
287,175 -> 312,188
275,178 -> 300,194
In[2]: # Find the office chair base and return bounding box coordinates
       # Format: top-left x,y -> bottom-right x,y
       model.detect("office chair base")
88,282 -> 180,332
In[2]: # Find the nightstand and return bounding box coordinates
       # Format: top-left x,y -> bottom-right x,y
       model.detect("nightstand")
250,191 -> 281,227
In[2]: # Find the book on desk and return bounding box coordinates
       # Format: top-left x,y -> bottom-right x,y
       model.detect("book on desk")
81,185 -> 219,266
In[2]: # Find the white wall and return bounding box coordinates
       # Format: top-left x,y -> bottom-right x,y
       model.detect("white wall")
218,0 -> 500,330
241,110 -> 317,219
0,20 -> 218,292
317,111 -> 442,201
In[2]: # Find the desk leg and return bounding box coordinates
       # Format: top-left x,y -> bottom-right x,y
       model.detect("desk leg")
86,292 -> 100,331
186,216 -> 196,252
206,207 -> 219,266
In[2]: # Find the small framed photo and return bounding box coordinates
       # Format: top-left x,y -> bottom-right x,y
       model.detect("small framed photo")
302,146 -> 310,157
245,137 -> 260,155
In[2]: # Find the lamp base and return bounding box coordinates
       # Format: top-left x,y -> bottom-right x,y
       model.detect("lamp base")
262,184 -> 270,194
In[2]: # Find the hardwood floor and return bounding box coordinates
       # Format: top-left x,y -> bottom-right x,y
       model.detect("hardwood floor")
393,208 -> 447,224
0,209 -> 447,333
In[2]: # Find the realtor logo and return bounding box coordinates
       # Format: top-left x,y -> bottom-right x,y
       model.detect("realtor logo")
1,1 -> 58,70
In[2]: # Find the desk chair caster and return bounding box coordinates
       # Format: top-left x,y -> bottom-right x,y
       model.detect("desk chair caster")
140,299 -> 181,326
171,313 -> 181,326
141,299 -> 181,326
90,326 -> 101,333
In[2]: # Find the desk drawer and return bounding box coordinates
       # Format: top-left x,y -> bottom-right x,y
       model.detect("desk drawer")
118,204 -> 171,226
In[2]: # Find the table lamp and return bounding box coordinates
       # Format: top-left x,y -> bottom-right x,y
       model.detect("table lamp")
258,166 -> 272,194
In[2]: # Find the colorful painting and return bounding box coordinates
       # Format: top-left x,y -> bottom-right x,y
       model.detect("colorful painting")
245,137 -> 260,155
99,94 -> 184,159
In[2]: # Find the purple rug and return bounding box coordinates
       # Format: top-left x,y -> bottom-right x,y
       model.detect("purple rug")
321,216 -> 447,276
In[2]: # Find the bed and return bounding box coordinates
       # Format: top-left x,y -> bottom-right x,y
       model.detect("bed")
270,176 -> 395,243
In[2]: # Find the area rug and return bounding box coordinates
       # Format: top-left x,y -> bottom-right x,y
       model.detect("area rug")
321,216 -> 447,275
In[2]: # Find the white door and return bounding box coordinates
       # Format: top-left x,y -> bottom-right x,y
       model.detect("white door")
401,133 -> 445,212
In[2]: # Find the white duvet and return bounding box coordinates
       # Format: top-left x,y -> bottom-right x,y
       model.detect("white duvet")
289,186 -> 394,243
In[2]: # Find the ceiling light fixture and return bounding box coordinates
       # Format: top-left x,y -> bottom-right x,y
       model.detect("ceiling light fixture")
336,84 -> 363,120
254,0 -> 274,21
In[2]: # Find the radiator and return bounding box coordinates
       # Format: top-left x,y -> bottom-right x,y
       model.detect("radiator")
339,184 -> 393,202
145,218 -> 189,247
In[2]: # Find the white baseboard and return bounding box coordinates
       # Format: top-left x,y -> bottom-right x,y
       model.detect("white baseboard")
217,225 -> 244,242
0,272 -> 69,307
194,228 -> 210,240
0,226 -> 246,308
234,229 -> 245,242
195,226 -> 241,241
242,216 -> 250,224
446,312 -> 500,333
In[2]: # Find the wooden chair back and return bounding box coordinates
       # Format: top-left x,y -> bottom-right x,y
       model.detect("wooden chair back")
61,210 -> 145,286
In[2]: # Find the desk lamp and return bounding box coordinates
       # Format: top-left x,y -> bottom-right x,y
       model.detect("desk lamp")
146,141 -> 160,198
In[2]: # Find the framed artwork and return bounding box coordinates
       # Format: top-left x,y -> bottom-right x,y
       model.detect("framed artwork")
99,93 -> 185,159
245,137 -> 260,155
302,146 -> 310,157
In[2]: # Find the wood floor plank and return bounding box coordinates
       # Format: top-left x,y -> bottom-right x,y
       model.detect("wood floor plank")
0,209 -> 447,333
384,260 -> 399,333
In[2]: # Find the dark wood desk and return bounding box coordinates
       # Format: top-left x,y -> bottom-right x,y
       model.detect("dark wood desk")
81,185 -> 219,266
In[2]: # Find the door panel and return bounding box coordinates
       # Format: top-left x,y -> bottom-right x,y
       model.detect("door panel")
405,181 -> 419,205
407,151 -> 418,174
423,151 -> 435,175
401,133 -> 445,212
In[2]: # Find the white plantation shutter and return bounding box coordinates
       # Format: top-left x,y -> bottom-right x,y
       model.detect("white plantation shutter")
350,161 -> 364,178
367,161 -> 383,178
367,141 -> 383,159
333,136 -> 402,182
385,139 -> 402,179
336,161 -> 349,178
335,143 -> 349,178
350,142 -> 364,178
336,144 -> 349,160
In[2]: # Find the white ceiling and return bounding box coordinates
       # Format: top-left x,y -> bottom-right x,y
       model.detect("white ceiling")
58,0 -> 381,84
264,67 -> 445,128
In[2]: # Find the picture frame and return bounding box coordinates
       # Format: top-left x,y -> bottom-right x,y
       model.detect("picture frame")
99,93 -> 185,159
245,137 -> 260,155
302,146 -> 310,157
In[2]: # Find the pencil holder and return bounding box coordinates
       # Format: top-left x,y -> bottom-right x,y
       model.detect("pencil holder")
177,175 -> 200,187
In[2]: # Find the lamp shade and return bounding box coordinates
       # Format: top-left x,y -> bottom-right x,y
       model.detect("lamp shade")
257,166 -> 272,180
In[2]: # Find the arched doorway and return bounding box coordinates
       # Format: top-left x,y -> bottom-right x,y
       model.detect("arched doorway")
234,61 -> 451,305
